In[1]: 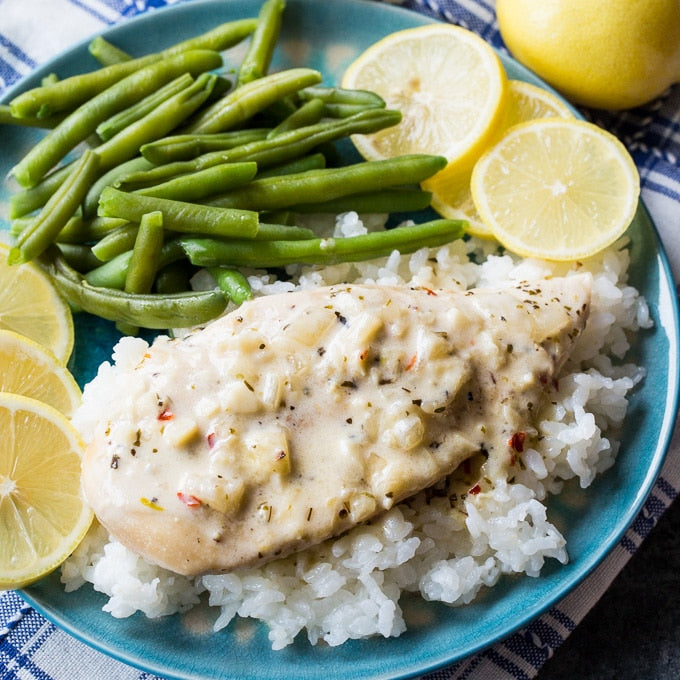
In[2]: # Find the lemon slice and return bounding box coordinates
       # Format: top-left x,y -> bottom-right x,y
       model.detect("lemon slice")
341,24 -> 508,174
428,80 -> 575,238
0,329 -> 81,417
470,118 -> 640,260
0,393 -> 92,589
0,243 -> 74,363
502,80 -> 574,129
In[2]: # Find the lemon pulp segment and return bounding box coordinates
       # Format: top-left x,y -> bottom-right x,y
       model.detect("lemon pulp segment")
0,393 -> 92,590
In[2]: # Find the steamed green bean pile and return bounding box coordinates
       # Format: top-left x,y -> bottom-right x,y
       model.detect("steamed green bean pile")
3,0 -> 467,331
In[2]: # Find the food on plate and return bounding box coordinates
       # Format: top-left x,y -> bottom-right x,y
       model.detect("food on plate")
496,0 -> 680,109
427,79 -> 575,237
0,329 -> 81,416
341,23 -> 508,178
501,80 -> 574,129
3,0 -> 641,342
8,20 -> 258,119
66,226 -> 649,648
4,1 -> 459,332
0,253 -> 86,589
0,243 -> 74,363
0,393 -> 92,590
341,24 -> 639,259
81,275 -> 591,576
0,0 -> 652,653
470,119 -> 640,260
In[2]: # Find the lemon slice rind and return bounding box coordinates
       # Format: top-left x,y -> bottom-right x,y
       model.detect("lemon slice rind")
426,79 -> 576,238
341,24 -> 508,176
0,392 -> 92,590
470,118 -> 640,261
0,329 -> 81,417
0,243 -> 74,364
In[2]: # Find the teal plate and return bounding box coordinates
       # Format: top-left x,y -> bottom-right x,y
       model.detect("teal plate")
2,1 -> 678,678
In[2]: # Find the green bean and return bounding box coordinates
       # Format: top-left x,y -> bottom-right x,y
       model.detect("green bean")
96,73 -> 193,141
322,103 -> 385,118
98,187 -> 259,238
204,75 -> 233,103
0,104 -> 65,129
255,223 -> 315,240
256,152 -> 326,179
87,213 -> 310,249
206,154 -> 446,211
85,239 -> 184,289
10,216 -> 37,238
10,214 -> 70,239
134,161 -> 258,202
89,36 -> 132,66
237,0 -> 286,86
11,49 -> 223,188
298,85 -> 386,109
140,128 -> 271,164
209,267 -> 252,304
41,73 -> 59,86
21,144 -> 151,218
267,97 -> 325,138
184,67 -> 322,134
94,72 -> 218,175
131,109 -> 401,186
39,247 -> 227,329
58,216 -> 129,244
9,163 -> 76,218
180,219 -> 467,269
296,86 -> 387,118
159,18 -> 257,57
57,243 -> 102,272
155,261 -> 194,294
9,149 -> 100,265
91,223 -> 140,261
125,211 -> 165,294
262,96 -> 298,123
290,188 -> 433,214
82,250 -> 128,288
11,57 -> 159,119
10,19 -> 255,119
83,157 -> 155,218
118,211 -> 164,335
260,210 -> 294,226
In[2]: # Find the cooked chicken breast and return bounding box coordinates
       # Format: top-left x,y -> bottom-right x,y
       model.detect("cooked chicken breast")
81,274 -> 591,577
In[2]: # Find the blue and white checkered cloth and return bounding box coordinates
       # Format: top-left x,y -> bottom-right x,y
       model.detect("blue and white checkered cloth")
1,1 -> 679,678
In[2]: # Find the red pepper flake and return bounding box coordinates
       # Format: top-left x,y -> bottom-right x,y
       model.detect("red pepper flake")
508,431 -> 526,453
177,491 -> 202,508
158,408 -> 174,421
207,432 -> 216,448
423,287 -> 438,296
405,354 -> 417,371
359,348 -> 369,361
468,484 -> 482,495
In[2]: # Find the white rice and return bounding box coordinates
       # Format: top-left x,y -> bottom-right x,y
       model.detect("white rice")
63,212 -> 651,649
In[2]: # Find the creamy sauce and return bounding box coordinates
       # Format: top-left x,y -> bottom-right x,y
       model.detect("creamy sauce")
82,275 -> 591,576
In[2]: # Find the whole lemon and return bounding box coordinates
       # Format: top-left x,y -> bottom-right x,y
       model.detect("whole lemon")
496,0 -> 680,109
